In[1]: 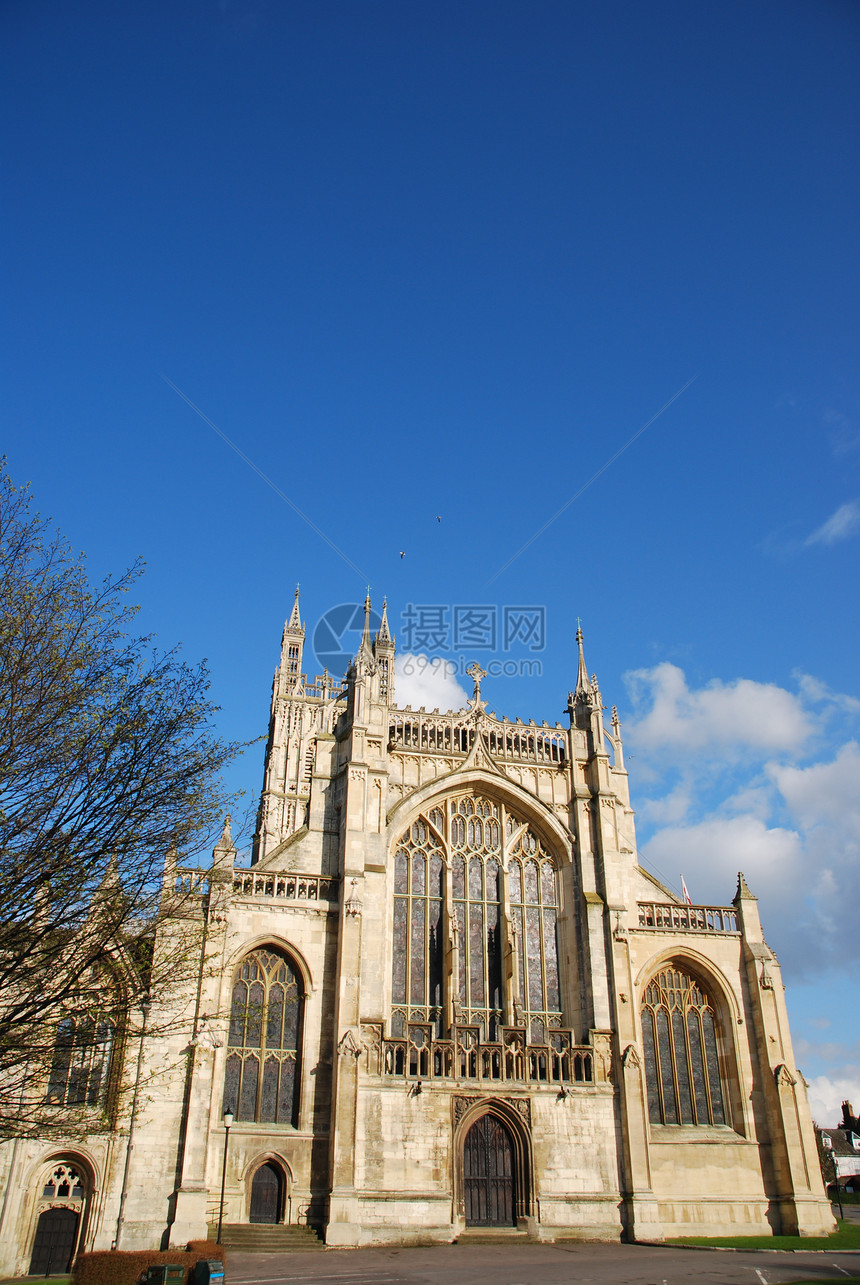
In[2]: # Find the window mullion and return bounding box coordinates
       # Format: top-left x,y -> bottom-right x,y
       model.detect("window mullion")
700,1009 -> 715,1125
444,850 -> 455,1035
681,999 -> 697,1124
666,999 -> 684,1124
538,868 -> 548,1017
500,866 -> 515,1028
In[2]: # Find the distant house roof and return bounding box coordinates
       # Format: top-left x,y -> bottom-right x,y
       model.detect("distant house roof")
820,1127 -> 860,1158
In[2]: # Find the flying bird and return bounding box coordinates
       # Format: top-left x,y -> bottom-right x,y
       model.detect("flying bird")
436,515 -> 441,522
399,551 -> 405,559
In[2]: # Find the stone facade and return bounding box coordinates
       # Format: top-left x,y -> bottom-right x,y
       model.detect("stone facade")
0,591 -> 834,1274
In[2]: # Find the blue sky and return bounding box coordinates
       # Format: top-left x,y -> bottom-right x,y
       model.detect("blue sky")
3,0 -> 859,1123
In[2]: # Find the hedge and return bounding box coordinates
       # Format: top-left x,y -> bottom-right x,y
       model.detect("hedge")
72,1240 -> 225,1285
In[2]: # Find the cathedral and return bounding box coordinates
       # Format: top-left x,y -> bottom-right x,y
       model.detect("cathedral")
0,591 -> 833,1275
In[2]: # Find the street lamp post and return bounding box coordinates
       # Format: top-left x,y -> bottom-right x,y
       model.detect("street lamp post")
216,1107 -> 234,1245
829,1149 -> 844,1220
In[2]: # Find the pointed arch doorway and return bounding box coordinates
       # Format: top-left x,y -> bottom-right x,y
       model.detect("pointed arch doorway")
463,1114 -> 516,1227
29,1160 -> 88,1275
249,1162 -> 283,1223
29,1207 -> 80,1275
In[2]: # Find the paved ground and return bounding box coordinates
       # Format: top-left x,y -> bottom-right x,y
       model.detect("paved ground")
225,1241 -> 860,1285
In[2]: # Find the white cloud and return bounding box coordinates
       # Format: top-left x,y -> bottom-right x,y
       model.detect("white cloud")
625,663 -> 813,757
769,741 -> 860,835
641,749 -> 860,975
643,814 -> 806,916
636,783 -> 694,827
795,673 -> 860,716
805,500 -> 860,547
805,1074 -> 860,1129
627,664 -> 860,978
394,653 -> 469,712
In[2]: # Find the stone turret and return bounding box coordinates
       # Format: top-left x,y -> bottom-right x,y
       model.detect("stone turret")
277,584 -> 305,696
373,598 -> 395,705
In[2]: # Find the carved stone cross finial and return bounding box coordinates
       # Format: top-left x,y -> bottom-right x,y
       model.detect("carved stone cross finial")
466,662 -> 487,703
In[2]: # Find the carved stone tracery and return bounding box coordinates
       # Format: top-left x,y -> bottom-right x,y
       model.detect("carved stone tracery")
453,1094 -> 531,1128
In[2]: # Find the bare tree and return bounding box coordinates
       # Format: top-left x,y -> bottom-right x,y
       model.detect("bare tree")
0,461 -> 242,1135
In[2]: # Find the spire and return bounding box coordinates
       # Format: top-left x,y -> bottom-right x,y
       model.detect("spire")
213,811 -> 236,872
734,871 -> 757,902
93,851 -> 126,922
285,584 -> 303,635
162,835 -> 179,897
466,661 -> 488,710
359,589 -> 373,657
574,622 -> 590,700
99,851 -> 121,891
375,597 -> 393,646
278,585 -> 306,694
610,704 -> 625,770
215,813 -> 233,851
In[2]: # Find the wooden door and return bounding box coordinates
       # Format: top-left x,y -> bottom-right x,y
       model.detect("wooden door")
463,1115 -> 515,1226
249,1163 -> 282,1223
29,1207 -> 80,1275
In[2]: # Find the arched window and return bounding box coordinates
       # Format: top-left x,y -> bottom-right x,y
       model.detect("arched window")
390,793 -> 562,1045
507,836 -> 561,1044
224,948 -> 303,1125
46,1014 -> 114,1108
392,820 -> 445,1036
641,964 -> 727,1126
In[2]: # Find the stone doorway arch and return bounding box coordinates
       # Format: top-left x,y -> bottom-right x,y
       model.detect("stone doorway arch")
463,1113 -> 515,1226
249,1161 -> 284,1224
28,1159 -> 89,1275
454,1097 -> 533,1229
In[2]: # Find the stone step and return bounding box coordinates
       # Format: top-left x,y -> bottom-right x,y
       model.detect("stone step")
211,1224 -> 325,1250
455,1227 -> 532,1244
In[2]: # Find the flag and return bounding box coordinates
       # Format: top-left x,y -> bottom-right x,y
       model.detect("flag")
681,874 -> 692,906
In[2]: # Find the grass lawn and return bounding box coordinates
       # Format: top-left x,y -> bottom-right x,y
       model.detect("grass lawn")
666,1217 -> 860,1251
0,1278 -> 69,1284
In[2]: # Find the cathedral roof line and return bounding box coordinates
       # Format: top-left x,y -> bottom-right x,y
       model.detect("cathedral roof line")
389,701 -> 566,732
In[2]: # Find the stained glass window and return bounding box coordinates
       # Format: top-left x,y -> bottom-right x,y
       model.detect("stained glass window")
46,1014 -> 114,1108
641,965 -> 727,1126
392,820 -> 445,1036
508,830 -> 561,1042
391,794 -> 562,1046
225,948 -> 302,1125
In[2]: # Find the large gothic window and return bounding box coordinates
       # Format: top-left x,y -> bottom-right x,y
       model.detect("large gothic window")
46,1014 -> 115,1108
390,794 -> 562,1043
224,948 -> 303,1125
641,964 -> 727,1126
508,829 -> 561,1044
392,820 -> 445,1035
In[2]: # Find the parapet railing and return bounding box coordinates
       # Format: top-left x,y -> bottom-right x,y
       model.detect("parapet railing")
301,673 -> 347,700
637,902 -> 739,934
170,868 -> 210,897
167,867 -> 338,905
232,871 -> 339,902
381,1026 -> 597,1085
388,711 -> 567,766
